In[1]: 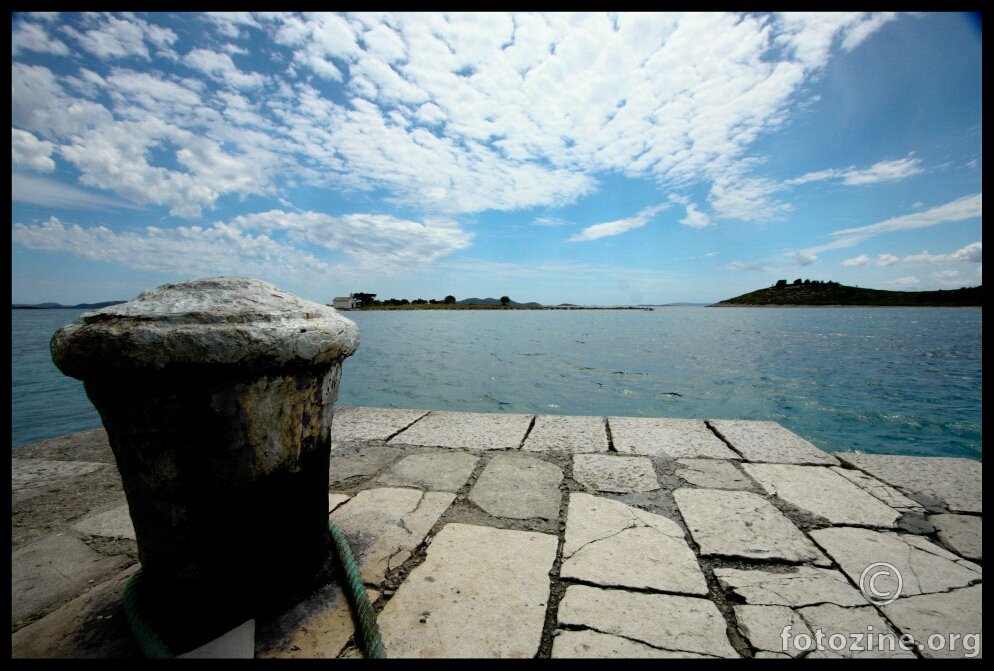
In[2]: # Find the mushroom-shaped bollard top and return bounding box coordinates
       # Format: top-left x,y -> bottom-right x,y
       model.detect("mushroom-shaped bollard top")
52,276 -> 358,379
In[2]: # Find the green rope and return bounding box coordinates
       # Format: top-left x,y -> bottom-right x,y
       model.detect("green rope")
123,568 -> 173,659
329,521 -> 388,659
123,524 -> 387,659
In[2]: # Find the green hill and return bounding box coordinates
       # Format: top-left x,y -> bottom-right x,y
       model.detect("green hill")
714,281 -> 982,307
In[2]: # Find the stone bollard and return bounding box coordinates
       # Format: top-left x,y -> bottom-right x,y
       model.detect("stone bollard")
51,277 -> 359,646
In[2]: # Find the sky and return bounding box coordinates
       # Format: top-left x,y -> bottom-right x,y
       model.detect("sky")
11,12 -> 982,306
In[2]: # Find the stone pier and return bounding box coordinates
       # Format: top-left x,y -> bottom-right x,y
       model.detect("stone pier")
11,409 -> 982,659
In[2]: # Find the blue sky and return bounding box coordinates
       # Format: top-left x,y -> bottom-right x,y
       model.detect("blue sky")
11,12 -> 982,306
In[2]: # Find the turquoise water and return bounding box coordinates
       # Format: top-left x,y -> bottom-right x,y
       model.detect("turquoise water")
11,307 -> 982,459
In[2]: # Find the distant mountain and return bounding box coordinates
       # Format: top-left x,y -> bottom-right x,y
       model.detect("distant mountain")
714,282 -> 982,307
11,300 -> 127,310
457,297 -> 543,307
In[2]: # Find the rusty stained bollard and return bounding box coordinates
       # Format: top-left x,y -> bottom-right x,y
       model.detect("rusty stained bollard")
51,277 -> 359,645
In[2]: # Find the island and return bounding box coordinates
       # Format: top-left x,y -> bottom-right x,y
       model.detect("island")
713,280 -> 982,307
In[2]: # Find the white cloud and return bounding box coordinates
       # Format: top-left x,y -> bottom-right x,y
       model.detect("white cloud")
228,209 -> 472,268
569,204 -> 669,242
903,242 -> 982,264
680,204 -> 712,228
840,254 -> 870,267
11,129 -> 56,172
789,156 -> 924,186
876,253 -> 900,266
792,250 -> 819,266
183,48 -> 267,89
11,216 -> 331,280
11,173 -> 144,210
832,193 -> 982,238
728,261 -> 765,271
12,17 -> 70,55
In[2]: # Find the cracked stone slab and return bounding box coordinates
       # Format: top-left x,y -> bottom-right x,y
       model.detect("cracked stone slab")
676,458 -> 754,490
374,452 -> 479,492
388,411 -> 533,450
552,630 -> 713,658
928,513 -> 982,561
69,504 -> 136,540
557,585 -> 738,658
256,581 -> 380,658
376,523 -> 558,658
734,604 -> 812,657
331,406 -> 429,445
572,454 -> 659,493
561,493 -> 707,595
328,446 -> 405,486
809,527 -> 982,598
609,417 -> 739,459
11,458 -> 109,489
469,453 -> 563,519
708,420 -> 839,465
328,493 -> 350,512
836,454 -> 981,514
521,414 -> 608,453
881,584 -> 982,659
674,488 -> 828,564
12,533 -> 132,626
714,566 -> 868,607
742,463 -> 901,528
328,487 -> 455,584
830,467 -> 923,512
797,603 -> 916,658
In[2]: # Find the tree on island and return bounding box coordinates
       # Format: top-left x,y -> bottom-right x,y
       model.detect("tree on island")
444,295 -> 456,304
500,295 -> 510,306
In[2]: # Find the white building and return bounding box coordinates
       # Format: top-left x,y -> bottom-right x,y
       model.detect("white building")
331,296 -> 357,310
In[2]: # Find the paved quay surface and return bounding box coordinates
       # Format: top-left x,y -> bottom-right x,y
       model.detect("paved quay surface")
11,408 -> 983,658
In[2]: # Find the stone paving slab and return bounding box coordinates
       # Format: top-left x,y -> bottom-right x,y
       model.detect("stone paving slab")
70,503 -> 136,540
836,453 -> 982,513
557,584 -> 738,658
522,414 -> 609,453
609,417 -> 739,459
796,603 -> 916,658
714,566 -> 868,607
373,452 -> 479,492
256,582 -> 380,658
708,420 -> 839,465
328,445 -> 405,486
674,488 -> 828,565
375,523 -> 558,658
733,604 -> 811,657
928,513 -> 982,561
881,584 -> 982,659
676,458 -> 754,490
331,406 -> 429,445
810,527 -> 982,597
328,488 -> 455,585
561,493 -> 707,595
552,630 -> 712,658
741,463 -> 901,528
830,466 -> 923,512
469,453 -> 562,519
11,563 -> 141,658
388,411 -> 534,450
572,453 -> 660,493
12,533 -> 133,627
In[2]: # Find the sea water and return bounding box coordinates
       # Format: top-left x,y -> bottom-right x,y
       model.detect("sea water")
11,306 -> 981,459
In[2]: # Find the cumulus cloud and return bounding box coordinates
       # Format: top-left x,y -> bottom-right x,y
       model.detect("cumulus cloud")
569,204 -> 669,242
12,17 -> 70,55
11,129 -> 56,172
680,204 -> 712,228
840,254 -> 870,267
